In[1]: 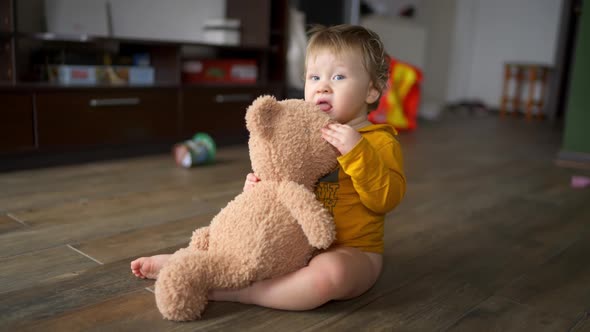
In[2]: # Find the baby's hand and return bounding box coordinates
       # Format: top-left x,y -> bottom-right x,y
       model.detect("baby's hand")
321,123 -> 362,155
243,173 -> 260,192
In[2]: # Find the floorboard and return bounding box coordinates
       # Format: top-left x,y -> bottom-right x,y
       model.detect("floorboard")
0,259 -> 134,327
0,214 -> 24,234
14,290 -> 168,332
0,113 -> 589,331
496,229 -> 590,322
0,188 -> 217,258
0,246 -> 98,295
571,315 -> 590,332
71,213 -> 216,264
445,296 -> 573,332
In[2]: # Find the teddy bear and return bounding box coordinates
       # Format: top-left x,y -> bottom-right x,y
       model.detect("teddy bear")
154,95 -> 340,321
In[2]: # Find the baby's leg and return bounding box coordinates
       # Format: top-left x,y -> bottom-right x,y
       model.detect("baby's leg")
130,254 -> 171,279
210,246 -> 382,310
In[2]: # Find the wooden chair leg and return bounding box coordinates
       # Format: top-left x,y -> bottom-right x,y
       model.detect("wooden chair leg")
525,66 -> 537,121
500,64 -> 511,117
512,66 -> 523,117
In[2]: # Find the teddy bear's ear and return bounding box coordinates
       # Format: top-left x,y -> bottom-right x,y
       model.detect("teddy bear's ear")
245,95 -> 279,138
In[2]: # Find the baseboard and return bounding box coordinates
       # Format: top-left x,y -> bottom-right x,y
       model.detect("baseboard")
555,150 -> 590,170
0,143 -> 173,173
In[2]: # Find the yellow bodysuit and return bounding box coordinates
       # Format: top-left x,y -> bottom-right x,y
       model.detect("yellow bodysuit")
314,123 -> 406,253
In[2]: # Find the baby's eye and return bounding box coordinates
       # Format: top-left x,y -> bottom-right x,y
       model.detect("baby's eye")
333,74 -> 345,81
308,75 -> 320,81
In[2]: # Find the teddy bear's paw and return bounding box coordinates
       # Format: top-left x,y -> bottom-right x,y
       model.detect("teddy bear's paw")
158,297 -> 207,321
155,270 -> 208,321
307,215 -> 336,249
154,249 -> 210,321
309,231 -> 336,249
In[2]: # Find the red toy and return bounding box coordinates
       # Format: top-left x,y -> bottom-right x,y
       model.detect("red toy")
369,57 -> 422,131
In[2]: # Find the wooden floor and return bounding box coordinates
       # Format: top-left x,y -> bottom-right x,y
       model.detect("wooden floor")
1,113 -> 589,331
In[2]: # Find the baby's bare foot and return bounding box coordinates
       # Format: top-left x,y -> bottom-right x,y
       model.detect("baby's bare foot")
130,254 -> 171,279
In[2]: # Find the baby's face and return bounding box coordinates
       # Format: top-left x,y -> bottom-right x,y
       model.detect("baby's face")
304,49 -> 378,124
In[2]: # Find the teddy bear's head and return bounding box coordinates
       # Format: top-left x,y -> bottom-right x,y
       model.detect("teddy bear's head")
246,95 -> 339,188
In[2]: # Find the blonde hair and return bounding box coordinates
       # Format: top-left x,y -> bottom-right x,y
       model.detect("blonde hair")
306,24 -> 390,109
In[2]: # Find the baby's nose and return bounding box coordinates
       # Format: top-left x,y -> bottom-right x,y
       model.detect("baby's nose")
317,82 -> 331,93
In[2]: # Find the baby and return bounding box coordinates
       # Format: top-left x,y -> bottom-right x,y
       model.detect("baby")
132,24 -> 406,310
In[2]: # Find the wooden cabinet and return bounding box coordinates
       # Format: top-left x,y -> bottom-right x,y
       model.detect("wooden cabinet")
0,0 -> 14,83
182,86 -> 262,145
227,0 -> 271,47
0,93 -> 35,152
0,0 -> 287,166
0,0 -> 12,33
0,37 -> 13,82
36,89 -> 179,147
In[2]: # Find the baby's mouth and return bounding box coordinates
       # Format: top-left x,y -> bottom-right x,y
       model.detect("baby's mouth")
317,101 -> 332,112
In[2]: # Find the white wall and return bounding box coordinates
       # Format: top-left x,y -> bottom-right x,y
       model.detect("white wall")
360,0 -> 459,118
361,15 -> 427,69
448,0 -> 562,108
415,0 -> 456,105
446,0 -> 478,104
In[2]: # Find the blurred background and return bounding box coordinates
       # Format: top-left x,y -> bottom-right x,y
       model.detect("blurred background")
1,0 -> 588,169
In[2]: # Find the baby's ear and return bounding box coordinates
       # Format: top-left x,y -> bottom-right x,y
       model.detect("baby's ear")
245,95 -> 280,139
366,83 -> 380,104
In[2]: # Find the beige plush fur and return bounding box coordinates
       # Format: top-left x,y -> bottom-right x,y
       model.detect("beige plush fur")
154,96 -> 340,321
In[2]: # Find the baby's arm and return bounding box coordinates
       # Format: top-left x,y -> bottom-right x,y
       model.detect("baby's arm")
321,123 -> 405,213
339,137 -> 406,214
277,181 -> 335,249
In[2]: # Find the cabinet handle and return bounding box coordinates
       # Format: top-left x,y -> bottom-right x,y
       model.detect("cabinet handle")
89,98 -> 140,107
214,94 -> 252,103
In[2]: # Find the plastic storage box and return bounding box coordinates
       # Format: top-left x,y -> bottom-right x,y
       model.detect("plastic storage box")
48,65 -> 155,85
182,59 -> 256,84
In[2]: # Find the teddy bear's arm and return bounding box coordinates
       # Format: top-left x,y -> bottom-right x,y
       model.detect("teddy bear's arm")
189,226 -> 209,251
278,181 -> 336,249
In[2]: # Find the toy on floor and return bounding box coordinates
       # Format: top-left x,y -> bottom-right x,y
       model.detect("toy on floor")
173,133 -> 216,168
155,95 -> 340,321
571,175 -> 590,189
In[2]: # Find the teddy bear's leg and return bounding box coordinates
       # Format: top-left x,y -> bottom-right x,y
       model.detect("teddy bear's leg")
207,253 -> 256,290
154,247 -> 211,321
155,248 -> 255,321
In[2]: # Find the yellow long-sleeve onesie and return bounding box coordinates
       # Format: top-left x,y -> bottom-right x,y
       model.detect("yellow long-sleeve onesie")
314,123 -> 406,253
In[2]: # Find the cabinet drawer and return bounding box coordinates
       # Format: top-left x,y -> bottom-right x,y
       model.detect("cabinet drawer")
36,89 -> 179,147
182,87 -> 264,144
0,0 -> 13,33
0,93 -> 35,152
0,38 -> 14,82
